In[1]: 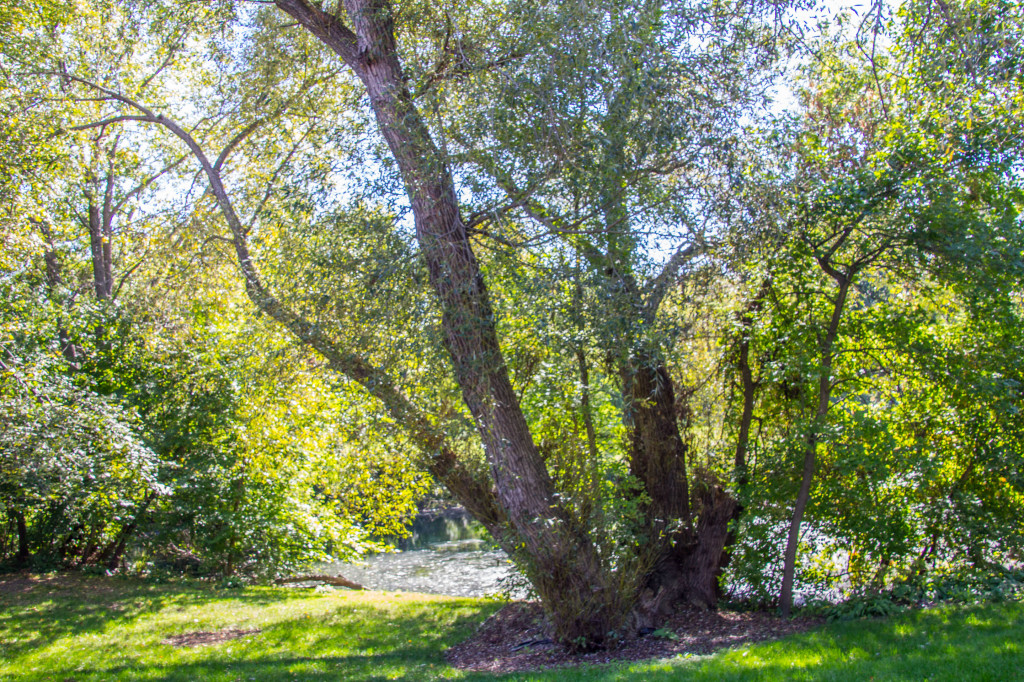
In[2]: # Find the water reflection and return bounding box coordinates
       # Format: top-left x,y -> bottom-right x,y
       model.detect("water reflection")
321,508 -> 516,598
388,509 -> 489,551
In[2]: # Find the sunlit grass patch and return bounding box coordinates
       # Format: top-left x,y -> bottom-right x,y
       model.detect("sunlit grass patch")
0,575 -> 499,681
1,576 -> 1021,681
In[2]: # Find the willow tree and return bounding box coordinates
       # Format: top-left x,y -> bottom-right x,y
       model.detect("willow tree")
25,0 -> 789,646
253,0 -> 730,642
255,0 -> 786,643
17,0 -> 1024,644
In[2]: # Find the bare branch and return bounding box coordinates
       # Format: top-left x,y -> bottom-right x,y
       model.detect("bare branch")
111,249 -> 150,300
214,114 -> 276,173
57,73 -> 159,118
249,127 -> 311,225
200,234 -> 236,249
0,353 -> 50,406
641,241 -> 699,323
139,47 -> 179,91
72,115 -> 154,131
464,198 -> 525,231
274,574 -> 363,589
412,51 -> 525,100
111,154 -> 189,218
521,202 -> 606,267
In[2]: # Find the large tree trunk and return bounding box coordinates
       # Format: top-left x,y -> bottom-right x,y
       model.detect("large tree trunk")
274,0 -> 616,648
84,154 -> 118,301
623,357 -> 736,626
633,479 -> 738,626
589,82 -> 737,625
626,361 -> 691,524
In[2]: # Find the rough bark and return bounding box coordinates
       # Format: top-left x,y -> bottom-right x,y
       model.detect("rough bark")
82,146 -> 120,301
679,480 -> 739,607
630,475 -> 737,627
626,360 -> 692,524
272,0 -> 615,647
589,168 -> 727,627
622,357 -> 736,627
587,106 -> 720,624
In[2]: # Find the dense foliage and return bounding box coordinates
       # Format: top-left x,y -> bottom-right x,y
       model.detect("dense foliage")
1,0 -> 1021,648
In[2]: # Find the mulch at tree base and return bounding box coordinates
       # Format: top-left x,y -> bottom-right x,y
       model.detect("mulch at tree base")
161,629 -> 261,647
446,601 -> 823,674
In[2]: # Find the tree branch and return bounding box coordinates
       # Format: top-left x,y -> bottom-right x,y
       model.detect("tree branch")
274,574 -> 363,589
62,72 -> 505,535
0,353 -> 49,406
111,249 -> 150,301
72,115 -> 154,131
214,113 -> 278,173
273,0 -> 361,66
641,242 -> 699,323
111,154 -> 189,218
249,127 -> 311,225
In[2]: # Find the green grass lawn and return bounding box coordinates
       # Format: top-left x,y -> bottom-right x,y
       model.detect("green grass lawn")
0,575 -> 1021,681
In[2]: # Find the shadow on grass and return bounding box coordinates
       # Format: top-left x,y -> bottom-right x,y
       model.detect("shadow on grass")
502,603 -> 1024,682
0,574 -> 327,660
239,596 -> 491,665
2,576 -> 498,682
7,653 -> 446,682
7,576 -> 1019,682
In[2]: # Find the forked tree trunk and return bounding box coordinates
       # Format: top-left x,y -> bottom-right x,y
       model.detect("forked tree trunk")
274,0 -> 616,648
624,358 -> 736,627
154,0 -> 742,649
632,480 -> 738,626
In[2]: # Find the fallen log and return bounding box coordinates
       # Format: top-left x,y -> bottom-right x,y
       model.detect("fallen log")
274,574 -> 364,590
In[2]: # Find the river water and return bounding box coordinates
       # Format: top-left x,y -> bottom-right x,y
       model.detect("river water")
319,509 -> 516,597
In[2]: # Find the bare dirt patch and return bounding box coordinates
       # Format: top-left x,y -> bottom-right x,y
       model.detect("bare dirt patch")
447,601 -> 823,674
161,629 -> 261,647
